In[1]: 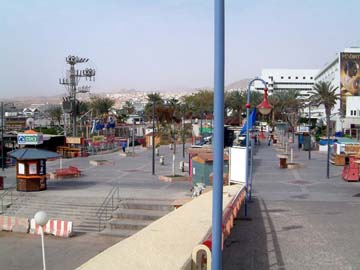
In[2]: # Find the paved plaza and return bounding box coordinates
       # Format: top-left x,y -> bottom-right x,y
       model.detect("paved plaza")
0,145 -> 192,270
2,141 -> 360,269
223,141 -> 360,270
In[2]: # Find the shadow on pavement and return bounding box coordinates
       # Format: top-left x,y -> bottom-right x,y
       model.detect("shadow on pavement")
222,197 -> 285,270
47,180 -> 97,190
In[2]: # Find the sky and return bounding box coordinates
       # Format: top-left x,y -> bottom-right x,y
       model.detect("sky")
1,0 -> 360,98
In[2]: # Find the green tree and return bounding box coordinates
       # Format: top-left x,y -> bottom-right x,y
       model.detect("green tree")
89,96 -> 115,117
310,81 -> 339,137
309,81 -> 339,178
270,90 -> 304,129
48,106 -> 63,126
123,101 -> 136,115
225,90 -> 246,125
183,90 -> 213,118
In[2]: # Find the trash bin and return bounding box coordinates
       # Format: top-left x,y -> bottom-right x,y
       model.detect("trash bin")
303,134 -> 311,151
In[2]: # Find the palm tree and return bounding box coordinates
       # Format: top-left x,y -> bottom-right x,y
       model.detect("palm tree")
309,81 -> 339,178
48,106 -> 63,126
89,96 -> 115,117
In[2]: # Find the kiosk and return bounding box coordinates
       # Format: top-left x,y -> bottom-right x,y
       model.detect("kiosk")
9,148 -> 59,191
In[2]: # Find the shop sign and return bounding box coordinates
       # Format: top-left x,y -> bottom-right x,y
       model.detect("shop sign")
17,133 -> 44,145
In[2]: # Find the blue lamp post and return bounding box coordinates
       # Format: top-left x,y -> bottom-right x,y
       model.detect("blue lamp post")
245,78 -> 272,216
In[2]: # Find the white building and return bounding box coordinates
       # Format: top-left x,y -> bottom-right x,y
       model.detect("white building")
315,47 -> 360,136
255,68 -> 319,98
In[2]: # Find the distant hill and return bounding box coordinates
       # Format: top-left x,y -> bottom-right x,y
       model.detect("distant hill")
225,78 -> 251,91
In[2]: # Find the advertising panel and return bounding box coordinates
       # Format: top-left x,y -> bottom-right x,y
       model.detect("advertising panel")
17,133 -> 44,145
340,52 -> 360,112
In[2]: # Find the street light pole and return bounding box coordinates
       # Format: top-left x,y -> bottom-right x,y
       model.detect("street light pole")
152,102 -> 155,175
132,118 -> 135,156
308,102 -> 311,160
1,102 -> 4,171
34,211 -> 49,270
212,0 -> 224,268
245,78 -> 272,217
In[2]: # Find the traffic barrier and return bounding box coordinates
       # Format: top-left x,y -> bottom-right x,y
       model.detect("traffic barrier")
30,218 -> 73,237
0,215 -> 29,233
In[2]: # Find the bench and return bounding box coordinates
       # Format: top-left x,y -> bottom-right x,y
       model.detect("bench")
55,166 -> 82,178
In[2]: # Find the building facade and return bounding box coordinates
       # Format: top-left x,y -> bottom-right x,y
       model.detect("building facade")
255,68 -> 319,98
315,47 -> 360,137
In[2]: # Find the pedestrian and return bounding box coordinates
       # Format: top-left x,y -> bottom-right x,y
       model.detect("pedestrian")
120,141 -> 127,152
267,135 -> 271,146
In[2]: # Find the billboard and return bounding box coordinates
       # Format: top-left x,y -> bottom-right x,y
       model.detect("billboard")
340,52 -> 360,112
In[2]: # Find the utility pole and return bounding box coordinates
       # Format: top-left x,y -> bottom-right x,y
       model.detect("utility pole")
59,55 -> 95,137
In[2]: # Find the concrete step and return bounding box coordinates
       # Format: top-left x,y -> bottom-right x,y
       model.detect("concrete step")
100,227 -> 136,238
112,208 -> 170,220
3,195 -> 106,233
108,218 -> 152,230
120,199 -> 174,211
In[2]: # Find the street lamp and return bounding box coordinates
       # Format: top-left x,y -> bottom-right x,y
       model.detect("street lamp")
1,102 -> 4,171
152,101 -> 156,175
245,78 -> 272,216
34,211 -> 49,270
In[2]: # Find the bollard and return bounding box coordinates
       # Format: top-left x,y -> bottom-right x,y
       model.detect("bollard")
160,156 -> 165,165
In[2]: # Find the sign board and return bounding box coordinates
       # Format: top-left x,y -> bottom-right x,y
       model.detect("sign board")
66,137 -> 82,144
297,126 -> 310,133
229,147 -> 246,184
92,136 -> 105,143
17,133 -> 43,145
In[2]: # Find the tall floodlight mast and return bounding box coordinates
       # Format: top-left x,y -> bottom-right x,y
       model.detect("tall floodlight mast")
59,55 -> 95,136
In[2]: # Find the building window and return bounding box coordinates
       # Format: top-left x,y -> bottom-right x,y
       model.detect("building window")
295,77 -> 298,79
310,77 -> 313,79
288,76 -> 291,79
303,76 -> 306,79
355,111 -> 357,116
281,76 -> 284,79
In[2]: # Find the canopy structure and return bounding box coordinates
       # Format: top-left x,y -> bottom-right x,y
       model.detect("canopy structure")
9,148 -> 60,160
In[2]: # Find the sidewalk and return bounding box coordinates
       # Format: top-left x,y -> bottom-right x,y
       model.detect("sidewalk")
223,141 -> 360,270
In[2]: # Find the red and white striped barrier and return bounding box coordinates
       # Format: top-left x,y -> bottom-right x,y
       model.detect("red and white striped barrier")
30,218 -> 73,237
0,215 -> 29,233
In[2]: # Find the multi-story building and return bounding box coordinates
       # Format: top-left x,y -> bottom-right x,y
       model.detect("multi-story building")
315,47 -> 360,137
255,68 -> 319,99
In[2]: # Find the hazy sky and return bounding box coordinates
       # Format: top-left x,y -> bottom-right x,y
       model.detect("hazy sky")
1,0 -> 360,98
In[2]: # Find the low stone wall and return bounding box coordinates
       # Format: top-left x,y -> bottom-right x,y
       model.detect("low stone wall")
76,184 -> 245,270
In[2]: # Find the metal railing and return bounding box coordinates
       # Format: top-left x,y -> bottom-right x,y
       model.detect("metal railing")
96,184 -> 121,232
0,189 -> 13,214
